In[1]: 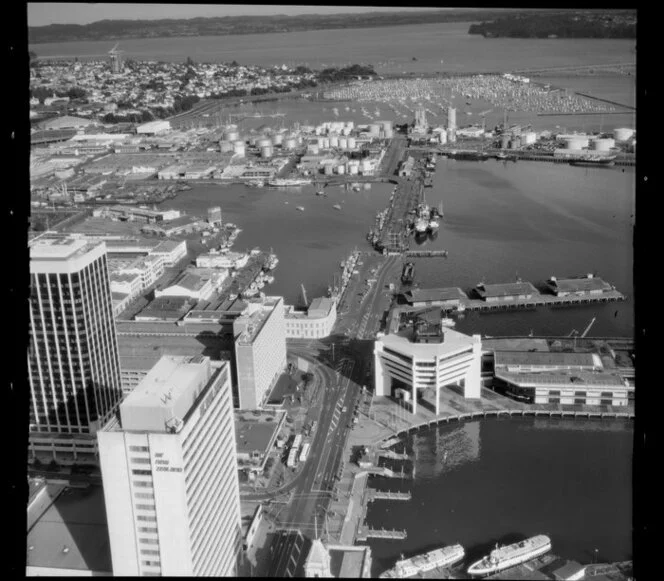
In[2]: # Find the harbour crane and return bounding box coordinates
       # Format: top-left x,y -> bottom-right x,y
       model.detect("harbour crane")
580,317 -> 596,338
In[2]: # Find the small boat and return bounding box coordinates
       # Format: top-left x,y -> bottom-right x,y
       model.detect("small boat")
315,190 -> 326,196
296,206 -> 305,211
333,204 -> 342,210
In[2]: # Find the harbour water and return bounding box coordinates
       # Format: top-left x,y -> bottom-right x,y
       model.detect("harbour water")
161,159 -> 634,336
366,417 -> 633,577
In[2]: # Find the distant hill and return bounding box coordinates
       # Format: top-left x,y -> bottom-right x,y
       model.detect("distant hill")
29,9 -> 523,44
469,10 -> 636,39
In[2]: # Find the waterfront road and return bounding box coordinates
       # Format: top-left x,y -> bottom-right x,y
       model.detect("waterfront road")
265,355 -> 363,574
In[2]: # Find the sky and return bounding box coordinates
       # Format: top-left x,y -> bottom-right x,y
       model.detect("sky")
27,4 -> 445,27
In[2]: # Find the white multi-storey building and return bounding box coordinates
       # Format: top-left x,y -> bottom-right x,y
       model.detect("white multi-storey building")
98,356 -> 242,576
234,297 -> 287,409
28,235 -> 123,464
374,310 -> 482,414
284,297 -> 337,339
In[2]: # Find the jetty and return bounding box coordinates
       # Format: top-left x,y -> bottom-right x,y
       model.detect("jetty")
366,489 -> 411,502
462,289 -> 625,312
356,526 -> 407,542
404,250 -> 449,258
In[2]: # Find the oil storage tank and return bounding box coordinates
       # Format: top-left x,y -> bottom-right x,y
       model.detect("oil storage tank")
336,164 -> 346,175
613,128 -> 634,142
564,136 -> 589,150
500,135 -> 510,149
220,140 -> 234,153
261,145 -> 273,158
369,124 -> 381,137
224,129 -> 240,142
339,137 -> 348,150
283,137 -> 298,150
329,136 -> 339,148
347,137 -> 356,150
272,133 -> 284,146
257,138 -> 272,149
591,138 -> 615,151
233,141 -> 246,157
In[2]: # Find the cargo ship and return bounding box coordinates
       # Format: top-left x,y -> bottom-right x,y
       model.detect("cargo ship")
267,178 -> 312,187
449,150 -> 490,161
569,156 -> 616,167
467,535 -> 552,577
380,544 -> 465,578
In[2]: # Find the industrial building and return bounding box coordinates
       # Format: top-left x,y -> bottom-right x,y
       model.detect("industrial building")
154,271 -> 215,302
492,350 -> 631,406
403,287 -> 467,309
473,281 -> 538,302
28,235 -> 123,465
546,274 -> 614,297
98,356 -> 242,576
234,297 -> 287,409
374,307 -> 483,414
136,120 -> 171,135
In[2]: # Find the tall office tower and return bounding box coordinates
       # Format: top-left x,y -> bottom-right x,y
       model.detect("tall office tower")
109,51 -> 122,74
98,356 -> 242,576
234,296 -> 287,409
448,107 -> 457,132
28,235 -> 122,464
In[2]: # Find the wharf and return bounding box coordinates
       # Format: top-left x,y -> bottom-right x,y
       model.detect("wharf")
356,526 -> 407,542
405,250 -> 448,258
460,289 -> 625,312
366,488 -> 411,502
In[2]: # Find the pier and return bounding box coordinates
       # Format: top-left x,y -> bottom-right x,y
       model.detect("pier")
404,250 -> 449,258
460,289 -> 625,312
356,526 -> 408,542
366,488 -> 412,502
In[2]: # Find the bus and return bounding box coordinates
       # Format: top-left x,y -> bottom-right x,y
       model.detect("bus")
287,448 -> 299,468
292,434 -> 303,452
299,443 -> 310,463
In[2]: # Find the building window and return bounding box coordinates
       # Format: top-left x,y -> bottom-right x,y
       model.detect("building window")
134,492 -> 154,499
139,538 -> 159,545
140,549 -> 160,556
136,504 -> 156,510
137,515 -> 157,522
574,398 -> 586,405
600,399 -> 613,405
134,481 -> 153,488
141,560 -> 160,567
132,469 -> 152,476
131,457 -> 151,464
548,398 -> 560,404
129,445 -> 149,452
138,526 -> 158,533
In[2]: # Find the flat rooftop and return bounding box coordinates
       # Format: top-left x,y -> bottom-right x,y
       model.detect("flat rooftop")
380,326 -> 478,358
496,370 -> 627,388
120,355 -> 220,432
26,484 -> 112,574
494,351 -> 599,368
405,287 -> 467,303
234,409 -> 284,455
29,235 -> 102,261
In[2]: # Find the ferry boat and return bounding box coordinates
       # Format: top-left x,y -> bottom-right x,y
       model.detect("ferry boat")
296,206 -> 305,212
428,218 -> 440,233
467,535 -> 552,577
380,544 -> 465,578
569,156 -> 616,167
267,178 -> 312,187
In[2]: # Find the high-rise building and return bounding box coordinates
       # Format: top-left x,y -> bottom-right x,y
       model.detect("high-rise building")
448,107 -> 457,132
234,296 -> 287,409
98,356 -> 242,576
109,50 -> 123,74
28,234 -> 123,464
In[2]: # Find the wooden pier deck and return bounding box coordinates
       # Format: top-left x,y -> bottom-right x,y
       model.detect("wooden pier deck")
404,250 -> 449,258
356,526 -> 408,542
366,489 -> 412,502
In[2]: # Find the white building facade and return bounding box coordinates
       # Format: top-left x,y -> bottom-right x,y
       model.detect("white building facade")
234,297 -> 287,409
374,329 -> 482,414
98,357 -> 242,576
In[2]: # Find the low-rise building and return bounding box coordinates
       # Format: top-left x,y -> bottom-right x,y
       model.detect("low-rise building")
284,297 -> 337,338
136,120 -> 171,135
403,287 -> 467,309
151,239 -> 188,265
546,274 -> 614,297
115,254 -> 165,290
141,215 -> 208,237
492,350 -> 632,405
155,272 -> 214,301
110,271 -> 142,299
134,296 -> 196,322
234,409 -> 286,475
473,281 -> 538,302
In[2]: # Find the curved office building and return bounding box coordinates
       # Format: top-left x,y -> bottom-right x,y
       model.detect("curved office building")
374,310 -> 482,414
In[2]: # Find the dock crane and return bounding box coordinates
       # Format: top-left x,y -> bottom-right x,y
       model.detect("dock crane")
581,317 -> 596,338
